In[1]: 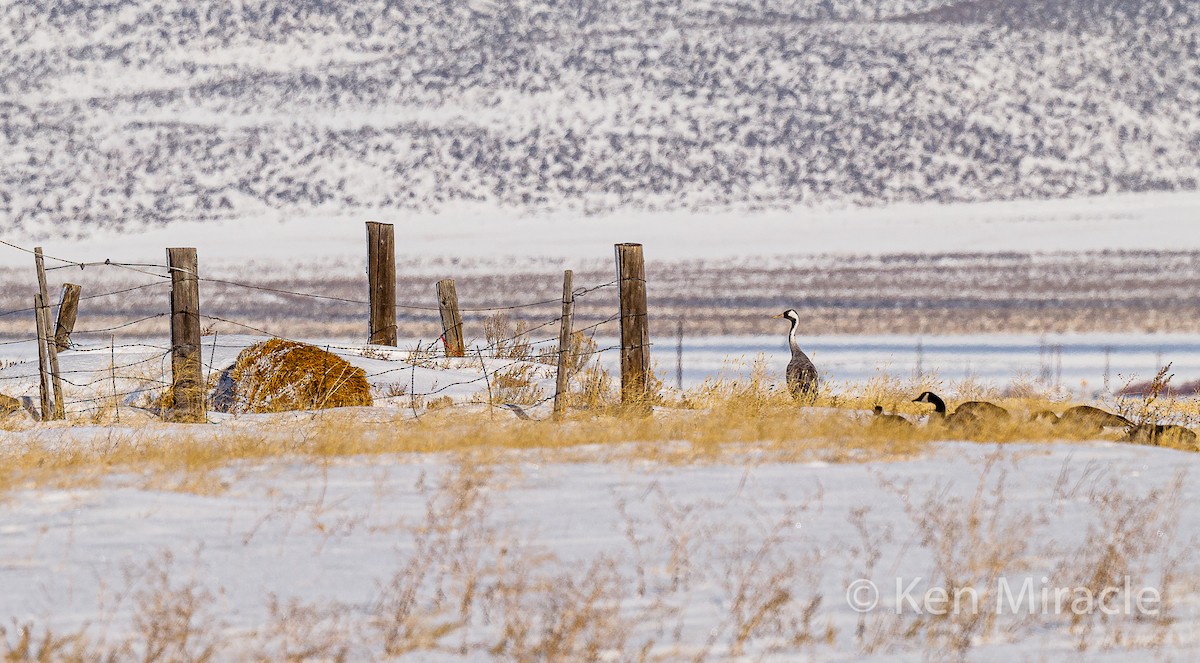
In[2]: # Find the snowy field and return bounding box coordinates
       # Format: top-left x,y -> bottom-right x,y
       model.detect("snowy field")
4,0 -> 1198,656
5,190 -> 1200,270
1,329 -> 1197,658
0,441 -> 1196,660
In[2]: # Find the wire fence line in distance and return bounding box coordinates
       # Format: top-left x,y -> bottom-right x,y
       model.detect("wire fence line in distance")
1,236 -> 643,417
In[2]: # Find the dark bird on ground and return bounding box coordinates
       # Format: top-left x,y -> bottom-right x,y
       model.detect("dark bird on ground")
872,405 -> 913,428
772,309 -> 818,399
1030,405 -> 1131,435
1124,424 -> 1197,447
913,391 -> 1009,429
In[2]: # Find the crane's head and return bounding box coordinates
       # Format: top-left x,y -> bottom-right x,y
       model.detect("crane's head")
771,309 -> 799,323
913,391 -> 937,404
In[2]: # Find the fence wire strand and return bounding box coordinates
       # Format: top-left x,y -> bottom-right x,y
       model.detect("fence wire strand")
2,234 -> 633,417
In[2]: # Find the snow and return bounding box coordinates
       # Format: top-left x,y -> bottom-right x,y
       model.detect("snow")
0,441 -> 1196,659
4,190 -> 1198,270
0,335 -> 557,417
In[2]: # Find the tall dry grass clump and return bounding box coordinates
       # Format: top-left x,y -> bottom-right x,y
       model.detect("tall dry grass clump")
480,313 -> 550,405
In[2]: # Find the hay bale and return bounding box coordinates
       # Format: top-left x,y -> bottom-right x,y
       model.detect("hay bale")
215,339 -> 372,414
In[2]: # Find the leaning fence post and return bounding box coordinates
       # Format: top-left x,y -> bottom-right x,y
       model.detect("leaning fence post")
553,269 -> 575,418
32,293 -> 52,421
436,278 -> 465,357
42,300 -> 64,419
615,243 -> 652,407
54,283 -> 81,351
167,248 -> 204,422
34,248 -> 64,419
366,221 -> 397,346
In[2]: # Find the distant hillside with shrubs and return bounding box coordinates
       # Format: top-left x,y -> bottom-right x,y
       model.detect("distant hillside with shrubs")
1,0 -> 1197,233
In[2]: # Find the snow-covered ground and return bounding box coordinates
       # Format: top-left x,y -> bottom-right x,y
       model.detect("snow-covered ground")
0,335 -> 559,418
5,191 -> 1199,270
0,441 -> 1195,659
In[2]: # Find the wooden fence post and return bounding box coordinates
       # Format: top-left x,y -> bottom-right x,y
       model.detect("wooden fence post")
34,248 -> 64,419
54,283 -> 81,351
676,318 -> 683,392
553,270 -> 575,418
168,248 -> 204,422
42,300 -> 64,419
366,221 -> 397,346
436,279 -> 465,357
615,243 -> 652,407
32,293 -> 51,421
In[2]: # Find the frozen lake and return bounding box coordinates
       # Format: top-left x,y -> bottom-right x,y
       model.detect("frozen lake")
4,333 -> 1199,401
648,333 -> 1200,396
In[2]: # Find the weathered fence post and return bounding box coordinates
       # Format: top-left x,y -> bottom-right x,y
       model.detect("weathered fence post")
553,269 -> 575,418
32,293 -> 51,421
366,221 -> 397,346
54,283 -> 81,351
676,318 -> 683,392
436,278 -> 465,357
615,243 -> 652,407
42,300 -> 64,419
168,248 -> 204,423
34,248 -> 64,419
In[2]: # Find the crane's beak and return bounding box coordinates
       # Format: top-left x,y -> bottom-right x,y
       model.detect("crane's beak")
771,313 -> 785,319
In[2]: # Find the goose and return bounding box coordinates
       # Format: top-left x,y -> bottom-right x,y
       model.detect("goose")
872,405 -> 913,428
913,391 -> 1009,428
1031,406 -> 1131,435
772,309 -> 818,399
1124,424 -> 1198,447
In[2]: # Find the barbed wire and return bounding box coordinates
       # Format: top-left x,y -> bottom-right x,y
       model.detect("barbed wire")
64,383 -> 168,409
72,312 -> 170,335
0,281 -> 167,320
0,239 -> 85,268
197,275 -> 614,312
0,350 -> 173,382
67,342 -> 173,353
2,238 -> 638,418
2,235 -> 619,319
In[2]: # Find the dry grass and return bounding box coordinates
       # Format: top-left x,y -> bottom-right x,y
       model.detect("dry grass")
3,451 -> 1195,660
1,363 -> 1199,499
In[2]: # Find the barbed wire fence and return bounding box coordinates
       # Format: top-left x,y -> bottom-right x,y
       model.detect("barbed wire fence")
0,228 -> 653,423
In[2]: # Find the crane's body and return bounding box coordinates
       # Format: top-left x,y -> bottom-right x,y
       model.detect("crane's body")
773,309 -> 818,399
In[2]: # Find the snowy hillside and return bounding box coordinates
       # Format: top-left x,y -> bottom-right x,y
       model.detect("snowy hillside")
2,0 -> 1198,234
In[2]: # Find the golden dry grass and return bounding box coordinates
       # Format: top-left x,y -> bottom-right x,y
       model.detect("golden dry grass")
1,447 -> 1192,661
0,365 -> 1197,501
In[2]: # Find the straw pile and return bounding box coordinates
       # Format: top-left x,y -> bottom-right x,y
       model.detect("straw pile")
216,339 -> 372,414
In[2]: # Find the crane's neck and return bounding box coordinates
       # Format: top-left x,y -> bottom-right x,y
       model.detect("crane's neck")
929,393 -> 947,415
788,317 -> 801,355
